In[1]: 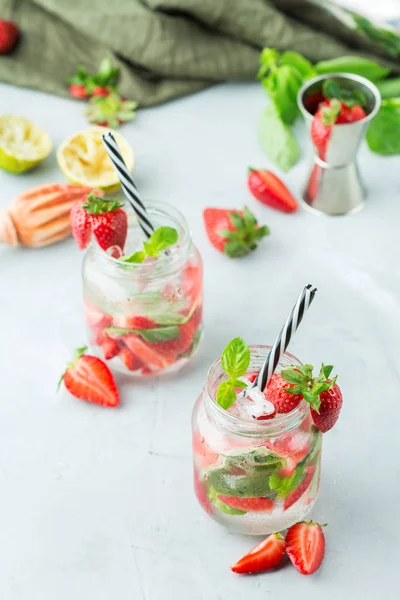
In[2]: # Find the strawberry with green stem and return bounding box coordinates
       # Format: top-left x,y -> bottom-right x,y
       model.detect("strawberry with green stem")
68,58 -> 120,99
280,363 -> 343,433
203,206 -> 269,258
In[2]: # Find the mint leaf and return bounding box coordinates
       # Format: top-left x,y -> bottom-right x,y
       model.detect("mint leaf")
280,51 -> 315,78
122,251 -> 146,264
221,337 -> 250,379
105,325 -> 179,343
262,64 -> 303,125
270,463 -> 305,498
229,379 -> 247,389
259,103 -> 300,172
366,99 -> 400,155
216,382 -> 236,410
144,226 -> 178,257
315,55 -> 390,81
322,79 -> 367,109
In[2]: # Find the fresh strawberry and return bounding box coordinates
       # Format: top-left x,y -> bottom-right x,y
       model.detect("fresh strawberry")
247,372 -> 258,383
60,346 -> 119,407
91,327 -> 107,346
69,83 -> 90,99
113,314 -> 157,330
284,465 -> 315,510
92,86 -> 111,97
83,192 -> 128,251
192,431 -> 219,468
231,532 -> 286,574
70,198 -> 93,249
311,99 -> 366,160
123,335 -> 177,371
281,364 -> 343,433
279,442 -> 310,478
194,469 -> 214,516
247,168 -> 298,213
0,20 -> 19,54
181,263 -> 202,302
101,338 -> 120,360
218,496 -> 274,512
265,372 -> 303,414
119,346 -> 144,371
203,206 -> 269,258
285,521 -> 325,575
85,91 -> 137,129
84,301 -> 112,329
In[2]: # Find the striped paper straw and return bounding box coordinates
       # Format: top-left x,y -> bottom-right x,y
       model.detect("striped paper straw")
254,284 -> 317,392
102,132 -> 154,239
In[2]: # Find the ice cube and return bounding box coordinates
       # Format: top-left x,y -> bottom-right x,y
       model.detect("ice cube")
236,385 -> 275,420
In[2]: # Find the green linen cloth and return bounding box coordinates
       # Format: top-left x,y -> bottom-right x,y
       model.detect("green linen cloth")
0,0 -> 398,106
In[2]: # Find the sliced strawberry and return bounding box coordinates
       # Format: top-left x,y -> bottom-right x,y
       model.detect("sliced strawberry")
113,314 -> 157,329
194,469 -> 214,516
151,306 -> 202,356
192,431 -> 219,468
203,207 -> 269,258
69,83 -> 90,99
279,442 -> 310,478
60,347 -> 119,407
217,496 -> 274,512
284,465 -> 316,511
181,263 -> 202,302
84,301 -> 112,329
119,346 -> 144,371
123,334 -> 177,371
247,168 -> 298,213
101,338 -> 120,360
286,521 -> 325,575
231,532 -> 286,574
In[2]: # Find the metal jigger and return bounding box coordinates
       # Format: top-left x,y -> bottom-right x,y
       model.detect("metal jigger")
297,73 -> 381,216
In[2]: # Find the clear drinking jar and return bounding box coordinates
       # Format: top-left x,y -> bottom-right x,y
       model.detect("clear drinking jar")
192,346 -> 322,535
82,201 -> 203,376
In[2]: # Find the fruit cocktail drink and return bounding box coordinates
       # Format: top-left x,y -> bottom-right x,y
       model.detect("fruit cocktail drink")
82,201 -> 203,376
192,343 -> 327,535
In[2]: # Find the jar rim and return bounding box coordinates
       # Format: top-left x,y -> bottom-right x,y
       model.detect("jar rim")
204,344 -> 309,436
90,200 -> 192,278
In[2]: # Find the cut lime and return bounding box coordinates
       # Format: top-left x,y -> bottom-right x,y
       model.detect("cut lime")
0,115 -> 52,174
57,126 -> 134,193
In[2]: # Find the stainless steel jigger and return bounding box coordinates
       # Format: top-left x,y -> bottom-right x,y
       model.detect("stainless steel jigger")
297,73 -> 381,216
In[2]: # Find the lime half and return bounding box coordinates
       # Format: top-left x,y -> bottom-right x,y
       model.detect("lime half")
0,115 -> 52,174
57,126 -> 134,193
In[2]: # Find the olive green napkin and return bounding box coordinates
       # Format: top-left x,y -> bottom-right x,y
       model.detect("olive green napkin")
0,0 -> 398,106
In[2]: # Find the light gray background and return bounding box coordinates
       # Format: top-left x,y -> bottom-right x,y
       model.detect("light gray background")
0,81 -> 399,598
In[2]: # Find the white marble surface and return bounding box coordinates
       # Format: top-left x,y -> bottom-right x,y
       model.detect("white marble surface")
1,81 -> 399,599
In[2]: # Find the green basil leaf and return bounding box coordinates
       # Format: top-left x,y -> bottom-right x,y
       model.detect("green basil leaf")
122,250 -> 146,264
315,55 -> 390,81
377,77 -> 400,99
221,337 -> 250,379
150,313 -> 186,325
229,379 -> 247,389
216,382 -> 236,410
143,226 -> 178,257
263,64 -> 303,125
281,51 -> 315,78
366,99 -> 400,155
352,14 -> 400,59
105,325 -> 180,343
259,103 -> 300,172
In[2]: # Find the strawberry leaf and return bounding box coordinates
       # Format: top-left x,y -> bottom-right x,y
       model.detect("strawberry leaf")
218,229 -> 236,239
280,368 -> 304,384
321,364 -> 333,379
243,206 -> 257,227
228,211 -> 245,230
216,382 -> 237,410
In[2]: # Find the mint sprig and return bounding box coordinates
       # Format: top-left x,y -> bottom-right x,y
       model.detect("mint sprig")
216,337 -> 250,410
122,226 -> 178,264
322,79 -> 367,109
280,363 -> 337,412
106,325 -> 179,343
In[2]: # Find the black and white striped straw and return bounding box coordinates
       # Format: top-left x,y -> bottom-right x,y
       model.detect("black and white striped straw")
254,284 -> 317,392
102,132 -> 154,239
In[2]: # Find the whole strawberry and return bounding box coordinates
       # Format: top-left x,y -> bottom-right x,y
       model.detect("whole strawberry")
247,168 -> 298,213
59,346 -> 119,407
84,193 -> 128,251
265,372 -> 303,413
70,189 -> 104,249
281,363 -> 343,433
203,206 -> 269,258
0,19 -> 19,54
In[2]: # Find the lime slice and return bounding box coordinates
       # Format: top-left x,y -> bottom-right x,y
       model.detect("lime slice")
57,126 -> 134,193
0,115 -> 52,174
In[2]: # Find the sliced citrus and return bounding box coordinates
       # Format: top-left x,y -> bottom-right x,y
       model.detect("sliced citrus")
57,126 -> 134,193
0,115 -> 52,174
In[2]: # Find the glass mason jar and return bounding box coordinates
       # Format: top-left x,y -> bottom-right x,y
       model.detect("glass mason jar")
82,201 -> 203,376
192,346 -> 322,535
